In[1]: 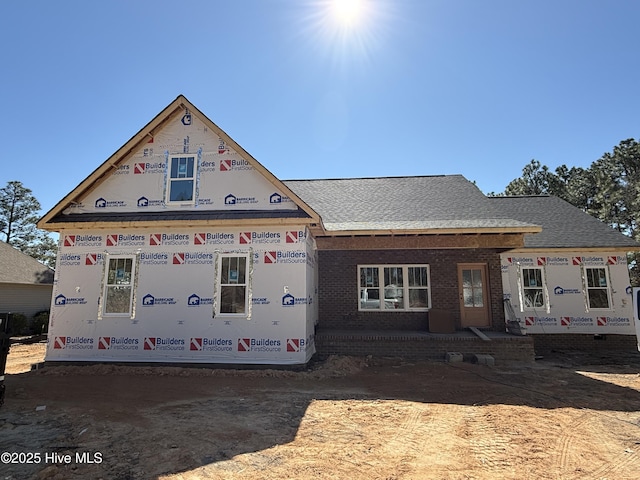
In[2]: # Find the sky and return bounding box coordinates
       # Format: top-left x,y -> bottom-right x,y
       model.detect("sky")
2,0 -> 640,216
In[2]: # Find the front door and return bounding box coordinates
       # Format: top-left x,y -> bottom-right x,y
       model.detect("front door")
458,264 -> 490,328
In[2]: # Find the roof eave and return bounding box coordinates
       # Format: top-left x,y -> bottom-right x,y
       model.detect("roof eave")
318,226 -> 543,237
40,217 -> 319,231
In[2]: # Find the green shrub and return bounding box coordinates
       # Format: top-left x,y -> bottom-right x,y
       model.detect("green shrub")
31,310 -> 50,334
9,313 -> 28,336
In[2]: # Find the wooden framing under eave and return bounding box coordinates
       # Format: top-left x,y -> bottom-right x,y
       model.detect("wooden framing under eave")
38,95 -> 323,231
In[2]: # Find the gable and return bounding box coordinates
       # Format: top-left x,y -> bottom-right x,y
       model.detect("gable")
38,96 -> 320,230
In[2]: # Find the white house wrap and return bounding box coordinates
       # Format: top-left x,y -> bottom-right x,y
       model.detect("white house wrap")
42,97 -> 319,365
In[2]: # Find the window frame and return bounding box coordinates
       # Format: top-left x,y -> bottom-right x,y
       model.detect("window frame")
519,266 -> 548,310
583,266 -> 612,310
358,264 -> 431,312
165,154 -> 197,205
101,254 -> 137,317
215,253 -> 251,316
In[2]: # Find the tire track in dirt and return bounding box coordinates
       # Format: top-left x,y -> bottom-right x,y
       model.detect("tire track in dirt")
377,402 -> 463,478
554,412 -> 640,480
554,412 -> 591,473
587,449 -> 640,480
463,407 -> 515,474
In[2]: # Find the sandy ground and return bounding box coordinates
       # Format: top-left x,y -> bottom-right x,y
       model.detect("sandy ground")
1,342 -> 640,480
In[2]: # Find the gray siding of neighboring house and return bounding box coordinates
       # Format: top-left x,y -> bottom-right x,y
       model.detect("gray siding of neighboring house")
0,283 -> 53,319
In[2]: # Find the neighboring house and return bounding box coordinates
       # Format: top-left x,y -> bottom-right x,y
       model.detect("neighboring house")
37,95 -> 639,364
0,241 -> 54,321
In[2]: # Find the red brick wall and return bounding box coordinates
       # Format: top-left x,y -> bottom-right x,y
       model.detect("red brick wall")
317,248 -> 506,331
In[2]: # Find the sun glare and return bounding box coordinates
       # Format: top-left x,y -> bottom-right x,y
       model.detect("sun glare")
295,0 -> 391,69
331,0 -> 366,27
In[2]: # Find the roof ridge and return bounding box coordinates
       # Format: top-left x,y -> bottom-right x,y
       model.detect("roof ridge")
284,174 -> 460,182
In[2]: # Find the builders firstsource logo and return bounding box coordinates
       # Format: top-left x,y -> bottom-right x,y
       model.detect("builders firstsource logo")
263,251 -> 307,264
53,336 -> 94,350
237,338 -> 282,353
524,316 -> 558,326
189,338 -> 233,352
106,234 -> 146,247
59,253 -> 82,266
239,231 -> 281,244
134,161 -> 165,174
63,234 -> 103,247
143,337 -> 186,351
219,159 -> 251,172
172,252 -> 214,265
149,233 -> 190,246
285,231 -> 306,243
193,232 -> 235,245
285,338 -> 310,353
597,316 -> 631,327
85,253 -> 105,266
98,336 -> 140,350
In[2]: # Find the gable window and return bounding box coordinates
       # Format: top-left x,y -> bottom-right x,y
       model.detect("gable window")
520,267 -> 547,309
167,155 -> 196,204
584,267 -> 611,309
217,254 -> 249,315
359,265 -> 430,311
103,256 -> 136,316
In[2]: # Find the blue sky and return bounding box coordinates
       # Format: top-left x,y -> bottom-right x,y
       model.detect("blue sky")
2,0 -> 640,215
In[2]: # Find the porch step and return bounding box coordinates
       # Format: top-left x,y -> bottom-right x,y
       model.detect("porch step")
314,329 -> 535,363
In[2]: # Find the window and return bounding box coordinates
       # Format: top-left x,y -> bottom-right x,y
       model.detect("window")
584,267 -> 611,309
520,267 -> 547,309
359,265 -> 430,311
103,256 -> 136,316
166,155 -> 196,204
217,254 -> 249,315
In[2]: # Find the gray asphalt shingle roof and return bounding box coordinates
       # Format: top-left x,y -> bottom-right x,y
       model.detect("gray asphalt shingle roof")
488,195 -> 640,249
0,241 -> 54,284
284,175 -> 534,232
285,175 -> 639,250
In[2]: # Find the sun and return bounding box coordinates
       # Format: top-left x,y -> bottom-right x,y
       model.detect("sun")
330,0 -> 367,27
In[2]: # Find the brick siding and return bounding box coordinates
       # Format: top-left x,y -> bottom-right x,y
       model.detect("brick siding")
531,334 -> 638,354
317,248 -> 506,331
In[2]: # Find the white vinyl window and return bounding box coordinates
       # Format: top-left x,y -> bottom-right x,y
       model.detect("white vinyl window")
359,265 -> 430,311
166,155 -> 197,204
102,256 -> 136,316
217,254 -> 249,315
584,267 -> 611,309
520,267 -> 547,309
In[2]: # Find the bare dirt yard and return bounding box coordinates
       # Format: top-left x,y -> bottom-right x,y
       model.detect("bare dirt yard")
2,342 -> 640,480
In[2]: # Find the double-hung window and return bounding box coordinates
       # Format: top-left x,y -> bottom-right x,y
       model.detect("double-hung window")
103,255 -> 136,316
520,267 -> 547,309
166,155 -> 197,204
217,254 -> 249,315
584,267 -> 611,309
359,265 -> 430,311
